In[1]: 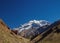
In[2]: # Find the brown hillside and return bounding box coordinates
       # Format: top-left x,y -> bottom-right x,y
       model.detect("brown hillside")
38,20 -> 60,43
0,19 -> 30,43
31,20 -> 60,43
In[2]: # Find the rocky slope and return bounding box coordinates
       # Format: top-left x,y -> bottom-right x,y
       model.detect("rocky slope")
0,19 -> 30,43
40,20 -> 60,43
31,20 -> 60,43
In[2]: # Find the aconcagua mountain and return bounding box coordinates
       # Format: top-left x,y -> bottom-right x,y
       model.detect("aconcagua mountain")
13,20 -> 51,39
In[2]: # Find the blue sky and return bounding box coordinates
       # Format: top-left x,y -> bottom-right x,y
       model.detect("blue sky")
0,0 -> 60,28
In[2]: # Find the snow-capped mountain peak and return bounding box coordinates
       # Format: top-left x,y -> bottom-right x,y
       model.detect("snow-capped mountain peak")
21,20 -> 50,28
13,20 -> 50,33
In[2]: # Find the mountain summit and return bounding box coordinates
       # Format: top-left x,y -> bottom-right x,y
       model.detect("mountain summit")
13,20 -> 50,39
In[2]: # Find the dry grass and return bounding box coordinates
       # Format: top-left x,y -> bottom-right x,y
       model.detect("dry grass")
0,19 -> 30,43
38,33 -> 60,43
38,25 -> 60,43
